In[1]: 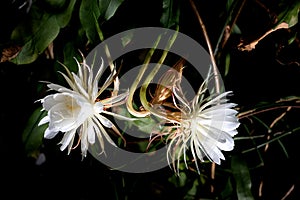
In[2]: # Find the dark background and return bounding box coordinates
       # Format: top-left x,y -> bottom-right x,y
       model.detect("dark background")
1,0 -> 300,199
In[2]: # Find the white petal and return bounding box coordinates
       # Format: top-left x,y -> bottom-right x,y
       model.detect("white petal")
59,129 -> 76,151
87,64 -> 94,96
72,73 -> 90,99
217,136 -> 235,151
57,72 -> 78,92
77,120 -> 89,157
44,128 -> 59,139
87,119 -> 96,144
42,95 -> 58,111
96,114 -> 113,128
74,58 -> 84,83
102,110 -> 138,121
200,91 -> 232,110
48,103 -> 79,132
93,116 -> 116,147
94,102 -> 104,113
101,91 -> 129,107
47,82 -> 73,93
200,140 -> 224,164
67,132 -> 76,155
38,115 -> 49,126
92,58 -> 105,99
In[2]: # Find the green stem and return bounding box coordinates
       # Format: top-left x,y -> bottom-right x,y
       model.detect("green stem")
94,14 -> 119,95
139,25 -> 179,121
126,35 -> 162,117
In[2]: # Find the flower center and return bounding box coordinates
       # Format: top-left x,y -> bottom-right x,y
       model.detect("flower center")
65,99 -> 80,113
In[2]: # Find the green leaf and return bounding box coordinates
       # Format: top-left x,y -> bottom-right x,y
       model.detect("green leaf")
276,0 -> 300,28
288,31 -> 298,45
220,177 -> 234,200
79,0 -> 124,44
43,0 -> 67,10
160,0 -> 181,28
168,172 -> 187,187
224,53 -> 230,76
231,155 -> 255,200
55,0 -> 76,27
10,0 -> 76,64
121,31 -> 134,47
103,0 -> 124,20
22,107 -> 48,158
226,0 -> 235,11
232,24 -> 241,34
131,116 -> 159,134
113,105 -> 160,134
63,42 -> 82,72
79,0 -> 101,44
183,179 -> 199,200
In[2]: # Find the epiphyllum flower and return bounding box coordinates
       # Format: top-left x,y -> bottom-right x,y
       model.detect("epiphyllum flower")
165,76 -> 240,173
38,56 -> 129,157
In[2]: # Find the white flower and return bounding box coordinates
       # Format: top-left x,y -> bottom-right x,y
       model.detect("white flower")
165,75 -> 240,174
38,56 -> 129,157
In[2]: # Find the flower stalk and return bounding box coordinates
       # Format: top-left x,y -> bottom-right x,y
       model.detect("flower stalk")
125,34 -> 162,118
139,26 -> 179,122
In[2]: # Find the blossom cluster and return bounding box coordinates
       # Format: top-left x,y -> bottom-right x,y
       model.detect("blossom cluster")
38,55 -> 240,174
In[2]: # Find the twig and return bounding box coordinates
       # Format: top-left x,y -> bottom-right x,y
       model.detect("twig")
241,126 -> 300,154
264,106 -> 291,151
237,22 -> 289,51
189,0 -> 221,94
281,184 -> 295,200
214,0 -> 246,59
237,105 -> 300,119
